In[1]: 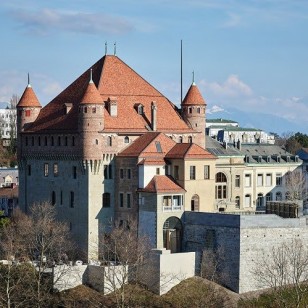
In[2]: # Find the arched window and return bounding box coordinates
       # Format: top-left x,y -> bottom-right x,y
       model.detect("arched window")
245,194 -> 251,207
257,193 -> 264,208
266,192 -> 272,201
124,136 -> 129,144
191,194 -> 199,211
179,136 -> 183,143
188,136 -> 192,143
235,196 -> 240,208
51,191 -> 56,206
276,192 -> 282,201
215,172 -> 227,199
103,193 -> 111,207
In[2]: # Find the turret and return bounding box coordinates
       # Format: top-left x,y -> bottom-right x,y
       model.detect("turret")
17,77 -> 41,134
78,70 -> 104,160
181,80 -> 206,148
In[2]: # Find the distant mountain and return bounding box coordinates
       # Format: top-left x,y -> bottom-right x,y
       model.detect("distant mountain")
207,108 -> 306,135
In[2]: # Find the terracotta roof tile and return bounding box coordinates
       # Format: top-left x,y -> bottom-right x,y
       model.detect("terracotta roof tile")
166,143 -> 217,159
25,55 -> 192,133
182,83 -> 206,106
80,81 -> 104,105
140,175 -> 185,193
118,132 -> 176,157
137,158 -> 166,165
17,85 -> 41,108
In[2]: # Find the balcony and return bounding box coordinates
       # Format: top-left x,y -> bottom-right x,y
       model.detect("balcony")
162,195 -> 183,212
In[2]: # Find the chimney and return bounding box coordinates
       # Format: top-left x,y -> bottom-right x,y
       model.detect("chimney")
151,101 -> 157,131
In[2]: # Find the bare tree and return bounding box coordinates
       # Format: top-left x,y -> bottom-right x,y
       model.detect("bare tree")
100,218 -> 151,308
285,169 -> 307,201
252,239 -> 308,308
0,203 -> 75,307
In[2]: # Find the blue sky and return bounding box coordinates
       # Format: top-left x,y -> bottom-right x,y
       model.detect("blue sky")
1,0 -> 308,135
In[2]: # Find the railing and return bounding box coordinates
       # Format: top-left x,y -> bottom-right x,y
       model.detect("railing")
219,211 -> 266,215
163,204 -> 183,212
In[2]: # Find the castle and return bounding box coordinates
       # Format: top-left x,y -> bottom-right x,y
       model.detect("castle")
17,53 -> 302,261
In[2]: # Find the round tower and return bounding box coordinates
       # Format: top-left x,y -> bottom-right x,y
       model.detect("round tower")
181,81 -> 207,148
78,71 -> 104,160
17,79 -> 42,134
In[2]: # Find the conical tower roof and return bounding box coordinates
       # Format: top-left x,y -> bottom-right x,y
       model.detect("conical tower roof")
80,80 -> 103,105
181,83 -> 206,106
17,85 -> 41,108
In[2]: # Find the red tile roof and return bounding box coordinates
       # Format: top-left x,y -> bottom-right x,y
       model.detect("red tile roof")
165,143 -> 217,159
140,175 -> 185,193
137,158 -> 166,165
25,55 -> 192,133
17,85 -> 41,108
80,81 -> 104,105
181,83 -> 206,106
118,132 -> 176,157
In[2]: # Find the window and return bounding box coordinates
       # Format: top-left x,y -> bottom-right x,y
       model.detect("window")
276,173 -> 282,186
44,163 -> 49,177
156,168 -> 160,175
27,165 -> 31,176
31,137 -> 34,146
276,192 -> 282,201
51,136 -> 54,146
51,191 -> 56,206
53,163 -> 58,177
38,136 -> 41,146
120,169 -> 124,179
245,194 -> 251,207
235,175 -> 240,188
25,110 -> 31,117
215,172 -> 227,199
25,137 -> 28,146
65,136 -> 68,146
127,193 -> 131,208
257,193 -> 264,208
197,107 -> 201,114
72,166 -> 77,179
45,136 -> 48,146
245,174 -> 251,187
174,166 -> 179,180
235,196 -> 240,208
72,136 -> 75,146
155,141 -> 162,153
108,136 -> 112,146
204,165 -> 210,179
266,192 -> 272,202
92,107 -> 96,113
124,136 -> 129,143
127,169 -> 131,179
179,136 -> 183,143
119,193 -> 124,208
188,136 -> 192,143
70,191 -> 75,208
190,166 -> 196,180
188,107 -> 192,113
103,193 -> 110,207
104,164 -> 112,179
58,136 -> 61,146
266,173 -> 272,186
257,174 -> 263,186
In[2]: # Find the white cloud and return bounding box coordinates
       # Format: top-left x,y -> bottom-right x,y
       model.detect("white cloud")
208,105 -> 225,114
200,74 -> 253,98
0,70 -> 63,105
9,8 -> 134,36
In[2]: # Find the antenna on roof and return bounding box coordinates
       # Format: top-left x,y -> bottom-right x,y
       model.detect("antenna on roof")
90,68 -> 93,83
114,42 -> 117,56
105,41 -> 107,55
192,70 -> 195,85
180,40 -> 183,104
27,72 -> 31,88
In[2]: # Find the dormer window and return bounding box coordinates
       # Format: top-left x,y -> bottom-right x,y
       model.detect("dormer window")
267,156 -> 270,163
108,97 -> 118,117
134,103 -> 144,115
64,103 -> 72,114
277,155 -> 281,163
